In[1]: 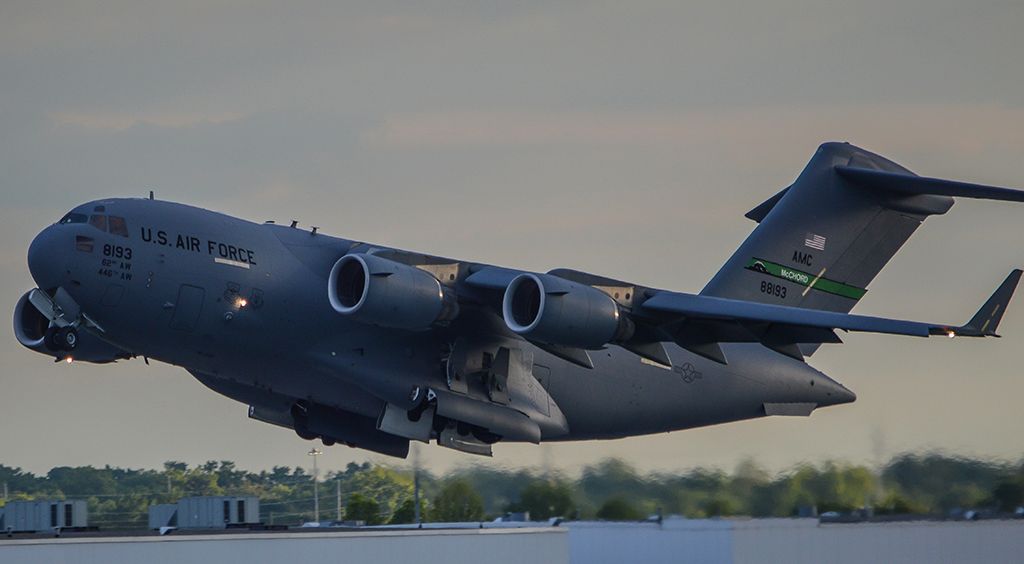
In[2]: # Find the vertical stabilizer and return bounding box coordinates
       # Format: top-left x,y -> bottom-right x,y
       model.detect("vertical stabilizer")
702,142 -> 953,323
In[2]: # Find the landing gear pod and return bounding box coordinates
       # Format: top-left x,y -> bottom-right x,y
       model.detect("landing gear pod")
328,253 -> 458,331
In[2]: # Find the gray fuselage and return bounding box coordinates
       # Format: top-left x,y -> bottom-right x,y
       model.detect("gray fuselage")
23,198 -> 854,449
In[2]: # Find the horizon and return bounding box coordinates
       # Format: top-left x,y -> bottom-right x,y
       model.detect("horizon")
5,447 -> 1024,481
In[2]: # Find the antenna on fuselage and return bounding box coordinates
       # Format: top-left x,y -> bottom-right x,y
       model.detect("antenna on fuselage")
149,190 -> 154,200
290,220 -> 298,228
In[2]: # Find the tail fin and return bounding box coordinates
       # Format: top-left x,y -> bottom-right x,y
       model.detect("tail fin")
702,142 -> 1024,328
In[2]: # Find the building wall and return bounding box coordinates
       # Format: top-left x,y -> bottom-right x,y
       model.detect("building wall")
567,520 -> 734,564
175,496 -> 260,529
566,518 -> 1024,564
2,501 -> 87,532
0,528 -> 568,564
147,505 -> 177,530
4,518 -> 1023,564
732,519 -> 1024,564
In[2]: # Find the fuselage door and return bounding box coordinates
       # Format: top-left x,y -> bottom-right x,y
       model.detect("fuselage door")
169,284 -> 205,332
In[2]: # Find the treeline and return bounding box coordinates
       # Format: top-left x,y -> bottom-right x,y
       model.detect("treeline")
1,453 -> 1023,529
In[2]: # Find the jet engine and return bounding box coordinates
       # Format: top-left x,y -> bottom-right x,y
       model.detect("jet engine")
502,273 -> 633,349
14,290 -> 51,353
13,290 -> 130,363
328,253 -> 458,331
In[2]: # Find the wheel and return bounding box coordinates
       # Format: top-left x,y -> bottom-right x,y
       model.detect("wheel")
471,428 -> 502,444
58,327 -> 78,351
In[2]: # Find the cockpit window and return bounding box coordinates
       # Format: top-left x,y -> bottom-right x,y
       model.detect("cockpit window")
89,214 -> 108,233
59,212 -> 88,224
108,216 -> 129,237
60,210 -> 129,237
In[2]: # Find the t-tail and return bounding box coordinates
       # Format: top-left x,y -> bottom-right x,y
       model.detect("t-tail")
701,142 -> 1024,354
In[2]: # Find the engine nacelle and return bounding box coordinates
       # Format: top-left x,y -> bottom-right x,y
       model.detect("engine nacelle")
502,273 -> 633,349
13,290 -> 130,363
328,253 -> 457,331
14,290 -> 50,353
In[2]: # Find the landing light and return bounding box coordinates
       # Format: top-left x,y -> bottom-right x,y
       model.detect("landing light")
65,356 -> 73,364
947,330 -> 956,339
236,297 -> 248,308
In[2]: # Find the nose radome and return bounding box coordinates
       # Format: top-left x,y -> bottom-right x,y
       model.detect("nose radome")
27,226 -> 63,289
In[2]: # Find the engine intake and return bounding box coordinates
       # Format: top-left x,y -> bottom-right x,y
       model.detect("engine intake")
502,273 -> 633,349
14,290 -> 49,351
328,253 -> 457,331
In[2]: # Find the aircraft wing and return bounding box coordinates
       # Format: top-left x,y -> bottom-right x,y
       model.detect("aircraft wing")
464,266 -> 523,290
639,269 -> 1022,363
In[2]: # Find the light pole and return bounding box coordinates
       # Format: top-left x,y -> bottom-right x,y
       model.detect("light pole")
307,448 -> 323,522
412,442 -> 422,526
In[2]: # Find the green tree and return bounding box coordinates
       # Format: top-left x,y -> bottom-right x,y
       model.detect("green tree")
992,481 -> 1024,512
389,498 -> 417,524
342,466 -> 414,520
704,494 -> 740,517
183,469 -> 222,496
883,454 -> 1005,512
876,493 -> 927,515
514,480 -> 575,520
346,493 -> 382,525
47,466 -> 117,497
432,479 -> 484,522
596,497 -> 643,521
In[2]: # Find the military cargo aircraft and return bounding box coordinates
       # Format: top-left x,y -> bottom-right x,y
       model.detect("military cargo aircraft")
14,143 -> 1024,458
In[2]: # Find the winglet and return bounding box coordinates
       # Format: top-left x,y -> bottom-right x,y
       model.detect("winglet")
956,269 -> 1022,337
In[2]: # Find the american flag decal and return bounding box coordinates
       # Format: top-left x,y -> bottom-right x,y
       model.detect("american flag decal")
804,233 -> 826,251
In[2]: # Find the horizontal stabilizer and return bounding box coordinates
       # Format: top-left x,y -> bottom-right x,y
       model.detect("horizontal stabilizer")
836,166 -> 1024,202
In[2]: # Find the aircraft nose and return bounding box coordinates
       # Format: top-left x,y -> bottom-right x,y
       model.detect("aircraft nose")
27,225 -> 64,289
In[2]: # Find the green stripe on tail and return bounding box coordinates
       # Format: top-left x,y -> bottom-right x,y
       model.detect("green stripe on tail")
745,258 -> 866,300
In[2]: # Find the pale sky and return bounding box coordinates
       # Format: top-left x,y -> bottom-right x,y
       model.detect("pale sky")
2,1 -> 1024,478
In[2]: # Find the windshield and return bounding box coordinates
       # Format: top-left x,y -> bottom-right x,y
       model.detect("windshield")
58,212 -> 88,225
58,210 -> 130,237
